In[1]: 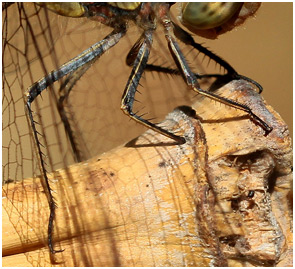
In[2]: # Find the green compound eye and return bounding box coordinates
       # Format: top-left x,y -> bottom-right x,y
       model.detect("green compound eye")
181,2 -> 243,30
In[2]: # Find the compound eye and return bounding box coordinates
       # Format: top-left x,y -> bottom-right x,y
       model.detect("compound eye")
37,3 -> 85,17
108,2 -> 141,10
180,2 -> 243,30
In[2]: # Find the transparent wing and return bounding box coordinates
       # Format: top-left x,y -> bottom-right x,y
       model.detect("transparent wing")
2,5 -> 200,258
4,3 -> 222,184
2,3 -> 291,265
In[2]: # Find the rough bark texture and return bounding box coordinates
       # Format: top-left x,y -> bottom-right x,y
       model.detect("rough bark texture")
3,80 -> 292,266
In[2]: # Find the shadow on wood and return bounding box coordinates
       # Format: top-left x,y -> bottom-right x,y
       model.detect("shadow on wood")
2,80 -> 292,266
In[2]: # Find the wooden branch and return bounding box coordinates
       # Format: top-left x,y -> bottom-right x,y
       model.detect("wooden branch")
3,80 -> 292,266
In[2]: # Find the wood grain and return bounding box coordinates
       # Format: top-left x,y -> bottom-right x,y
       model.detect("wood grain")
3,80 -> 292,266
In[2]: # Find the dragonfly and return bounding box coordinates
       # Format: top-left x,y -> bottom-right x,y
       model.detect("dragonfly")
3,2 -> 272,254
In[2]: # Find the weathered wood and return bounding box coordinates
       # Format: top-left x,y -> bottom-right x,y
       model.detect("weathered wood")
2,80 -> 292,266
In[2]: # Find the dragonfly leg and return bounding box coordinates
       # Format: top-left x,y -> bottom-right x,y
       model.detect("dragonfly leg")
135,54 -> 262,94
172,23 -> 263,94
143,64 -> 233,91
121,30 -> 186,144
25,27 -> 126,253
163,21 -> 272,134
58,62 -> 95,163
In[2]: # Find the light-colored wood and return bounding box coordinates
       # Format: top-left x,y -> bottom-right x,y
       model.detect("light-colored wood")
3,80 -> 292,266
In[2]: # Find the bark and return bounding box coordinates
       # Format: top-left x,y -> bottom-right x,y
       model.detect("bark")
2,80 -> 292,266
